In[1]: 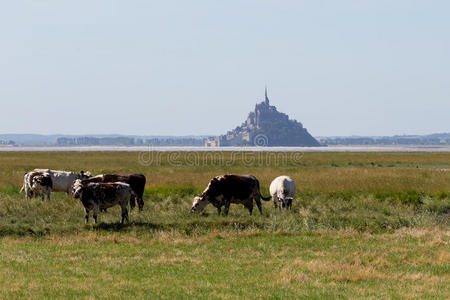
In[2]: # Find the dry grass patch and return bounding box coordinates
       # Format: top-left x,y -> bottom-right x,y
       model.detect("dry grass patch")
298,258 -> 387,283
150,253 -> 200,265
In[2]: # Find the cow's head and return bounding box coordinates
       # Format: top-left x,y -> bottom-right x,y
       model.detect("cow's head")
31,175 -> 43,190
79,171 -> 91,180
279,197 -> 293,209
71,179 -> 84,198
190,195 -> 209,213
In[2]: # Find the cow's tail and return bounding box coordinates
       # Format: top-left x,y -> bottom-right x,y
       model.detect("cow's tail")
256,179 -> 271,201
260,194 -> 271,201
20,185 -> 25,193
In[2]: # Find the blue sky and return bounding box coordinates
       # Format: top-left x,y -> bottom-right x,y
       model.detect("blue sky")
0,1 -> 449,136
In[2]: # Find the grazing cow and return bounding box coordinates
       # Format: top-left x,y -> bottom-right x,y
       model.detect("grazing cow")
33,169 -> 90,194
269,176 -> 296,210
20,171 -> 52,200
72,179 -> 132,224
191,174 -> 271,215
79,174 -> 146,211
31,173 -> 53,200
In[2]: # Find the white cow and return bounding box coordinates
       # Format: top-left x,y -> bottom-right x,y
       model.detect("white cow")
269,176 -> 296,210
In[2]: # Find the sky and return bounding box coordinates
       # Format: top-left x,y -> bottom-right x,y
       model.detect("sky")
0,0 -> 449,137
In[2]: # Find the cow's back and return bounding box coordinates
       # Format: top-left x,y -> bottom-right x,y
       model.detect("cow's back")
282,177 -> 296,197
91,183 -> 132,209
35,169 -> 78,192
102,174 -> 146,196
215,175 -> 258,200
52,171 -> 78,192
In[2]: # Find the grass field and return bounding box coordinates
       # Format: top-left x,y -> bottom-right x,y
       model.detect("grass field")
0,151 -> 449,299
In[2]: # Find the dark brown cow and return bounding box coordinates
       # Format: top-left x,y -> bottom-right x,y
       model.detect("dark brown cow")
80,174 -> 146,211
72,180 -> 133,224
191,174 -> 271,215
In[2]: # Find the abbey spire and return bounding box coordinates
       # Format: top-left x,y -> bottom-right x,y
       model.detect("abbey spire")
264,85 -> 269,105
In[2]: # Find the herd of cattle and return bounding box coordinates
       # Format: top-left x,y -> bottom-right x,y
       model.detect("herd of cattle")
20,169 -> 296,224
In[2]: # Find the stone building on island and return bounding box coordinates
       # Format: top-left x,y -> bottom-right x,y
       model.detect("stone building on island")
205,88 -> 320,147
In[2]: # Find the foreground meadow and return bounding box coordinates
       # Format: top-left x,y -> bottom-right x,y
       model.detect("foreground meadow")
0,151 -> 449,299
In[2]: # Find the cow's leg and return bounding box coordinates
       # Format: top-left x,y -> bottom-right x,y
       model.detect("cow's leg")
85,208 -> 89,224
278,197 -> 284,210
246,202 -> 254,215
121,204 -> 129,224
138,196 -> 144,212
224,199 -> 231,216
255,197 -> 262,215
26,188 -> 32,200
281,198 -> 287,209
40,192 -> 44,201
129,194 -> 136,211
47,190 -> 51,201
217,206 -> 222,215
272,195 -> 278,209
93,204 -> 99,224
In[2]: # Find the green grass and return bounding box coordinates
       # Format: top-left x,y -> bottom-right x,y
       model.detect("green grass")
0,189 -> 448,237
0,230 -> 448,299
0,151 -> 449,299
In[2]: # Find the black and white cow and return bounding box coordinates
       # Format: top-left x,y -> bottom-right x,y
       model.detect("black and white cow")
31,173 -> 53,201
191,174 -> 271,215
269,175 -> 296,210
72,179 -> 133,224
79,174 -> 146,211
20,171 -> 53,200
20,171 -> 39,200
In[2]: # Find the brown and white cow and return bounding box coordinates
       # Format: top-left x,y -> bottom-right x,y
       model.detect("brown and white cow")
72,179 -> 133,224
191,175 -> 271,215
79,174 -> 146,211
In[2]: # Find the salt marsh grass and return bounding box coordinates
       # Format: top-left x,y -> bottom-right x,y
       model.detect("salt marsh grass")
0,151 -> 448,298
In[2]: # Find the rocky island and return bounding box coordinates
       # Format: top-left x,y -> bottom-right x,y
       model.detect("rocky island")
206,88 -> 320,147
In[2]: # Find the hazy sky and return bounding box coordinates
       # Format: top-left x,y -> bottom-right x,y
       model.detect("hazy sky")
1,1 -> 449,136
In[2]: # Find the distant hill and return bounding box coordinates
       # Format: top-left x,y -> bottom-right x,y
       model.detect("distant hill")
205,88 -> 320,147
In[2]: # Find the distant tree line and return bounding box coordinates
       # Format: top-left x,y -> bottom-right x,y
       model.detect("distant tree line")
56,137 -> 205,146
144,138 -> 205,146
320,136 -> 450,146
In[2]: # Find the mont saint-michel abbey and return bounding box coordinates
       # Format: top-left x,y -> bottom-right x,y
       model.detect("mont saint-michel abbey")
206,88 -> 320,147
